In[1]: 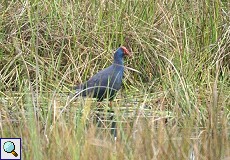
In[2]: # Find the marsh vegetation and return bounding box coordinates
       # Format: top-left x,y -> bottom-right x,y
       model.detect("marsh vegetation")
0,0 -> 229,159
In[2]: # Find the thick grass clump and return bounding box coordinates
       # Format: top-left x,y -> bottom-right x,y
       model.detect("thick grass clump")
0,0 -> 229,159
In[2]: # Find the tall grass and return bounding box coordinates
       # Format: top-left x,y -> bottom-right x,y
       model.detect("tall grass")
0,0 -> 229,159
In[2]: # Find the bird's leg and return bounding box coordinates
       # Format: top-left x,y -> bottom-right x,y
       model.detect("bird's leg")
96,102 -> 104,128
108,101 -> 116,140
109,110 -> 117,140
109,101 -> 112,108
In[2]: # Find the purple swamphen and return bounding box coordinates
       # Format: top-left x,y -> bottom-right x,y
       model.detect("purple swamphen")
75,46 -> 131,105
74,46 -> 131,139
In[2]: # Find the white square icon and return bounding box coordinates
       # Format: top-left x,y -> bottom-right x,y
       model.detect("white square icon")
0,138 -> 21,160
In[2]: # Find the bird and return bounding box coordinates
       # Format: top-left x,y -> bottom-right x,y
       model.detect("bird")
74,46 -> 131,139
74,46 -> 131,105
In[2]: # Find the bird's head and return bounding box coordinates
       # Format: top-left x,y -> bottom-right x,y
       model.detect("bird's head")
114,46 -> 131,64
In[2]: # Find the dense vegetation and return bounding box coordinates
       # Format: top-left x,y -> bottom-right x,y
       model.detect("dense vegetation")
0,0 -> 229,159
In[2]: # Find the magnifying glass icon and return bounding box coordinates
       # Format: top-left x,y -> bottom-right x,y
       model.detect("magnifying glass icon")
3,141 -> 18,157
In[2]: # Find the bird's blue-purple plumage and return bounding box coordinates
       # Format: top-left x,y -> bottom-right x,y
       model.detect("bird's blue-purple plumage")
75,47 -> 127,101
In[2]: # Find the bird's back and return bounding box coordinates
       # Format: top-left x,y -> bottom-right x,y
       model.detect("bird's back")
76,64 -> 124,101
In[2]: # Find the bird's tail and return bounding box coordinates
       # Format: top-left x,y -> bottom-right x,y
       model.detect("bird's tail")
67,85 -> 81,99
70,84 -> 86,98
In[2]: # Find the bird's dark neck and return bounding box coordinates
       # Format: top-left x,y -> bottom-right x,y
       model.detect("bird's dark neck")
113,56 -> 124,65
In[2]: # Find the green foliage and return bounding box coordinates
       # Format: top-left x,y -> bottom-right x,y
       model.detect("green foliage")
0,0 -> 229,159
